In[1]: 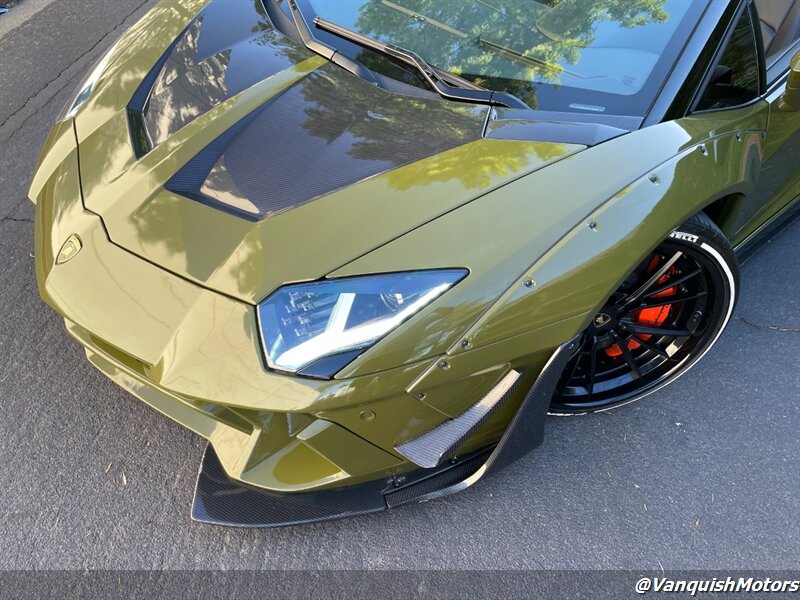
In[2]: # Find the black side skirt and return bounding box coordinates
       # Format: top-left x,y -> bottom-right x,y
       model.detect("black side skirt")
735,195 -> 800,264
191,336 -> 581,528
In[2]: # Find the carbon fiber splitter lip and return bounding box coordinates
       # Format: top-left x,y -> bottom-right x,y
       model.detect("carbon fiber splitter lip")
191,336 -> 581,528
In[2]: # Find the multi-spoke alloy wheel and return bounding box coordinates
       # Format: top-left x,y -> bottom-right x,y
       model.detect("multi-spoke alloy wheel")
550,213 -> 739,414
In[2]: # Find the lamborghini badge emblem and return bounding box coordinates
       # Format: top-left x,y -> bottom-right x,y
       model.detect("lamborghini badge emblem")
594,313 -> 612,328
56,234 -> 83,265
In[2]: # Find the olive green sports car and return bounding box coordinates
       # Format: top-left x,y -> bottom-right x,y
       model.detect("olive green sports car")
30,0 -> 800,526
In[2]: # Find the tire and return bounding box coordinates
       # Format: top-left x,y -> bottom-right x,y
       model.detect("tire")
549,212 -> 740,415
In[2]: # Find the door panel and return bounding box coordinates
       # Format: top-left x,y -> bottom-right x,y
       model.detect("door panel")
731,77 -> 800,244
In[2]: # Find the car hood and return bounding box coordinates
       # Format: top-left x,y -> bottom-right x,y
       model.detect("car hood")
74,0 -> 586,303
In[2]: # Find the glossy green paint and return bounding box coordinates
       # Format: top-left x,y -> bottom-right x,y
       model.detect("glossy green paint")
29,2 -> 800,492
77,93 -> 582,302
332,104 -> 768,371
723,52 -> 800,245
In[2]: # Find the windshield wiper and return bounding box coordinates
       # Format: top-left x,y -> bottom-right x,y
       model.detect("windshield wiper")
285,0 -> 381,86
313,16 -> 530,110
283,0 -> 472,93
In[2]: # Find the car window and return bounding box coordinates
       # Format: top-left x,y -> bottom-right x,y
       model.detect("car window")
295,0 -> 706,117
696,4 -> 760,111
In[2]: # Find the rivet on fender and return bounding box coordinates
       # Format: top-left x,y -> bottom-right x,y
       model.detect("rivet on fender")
56,235 -> 82,265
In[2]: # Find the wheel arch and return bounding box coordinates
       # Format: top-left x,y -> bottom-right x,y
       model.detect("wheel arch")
701,192 -> 748,240
456,131 -> 759,357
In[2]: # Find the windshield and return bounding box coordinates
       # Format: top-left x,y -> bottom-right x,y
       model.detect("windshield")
290,0 -> 706,116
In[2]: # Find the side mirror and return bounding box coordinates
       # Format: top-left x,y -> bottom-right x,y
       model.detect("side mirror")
779,50 -> 800,111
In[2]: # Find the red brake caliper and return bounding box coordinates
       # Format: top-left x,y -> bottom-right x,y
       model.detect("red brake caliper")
605,256 -> 677,357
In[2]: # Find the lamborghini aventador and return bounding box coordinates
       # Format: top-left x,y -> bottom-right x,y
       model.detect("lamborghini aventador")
30,0 -> 800,526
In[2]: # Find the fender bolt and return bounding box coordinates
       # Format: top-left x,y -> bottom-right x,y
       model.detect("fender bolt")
648,174 -> 659,184
438,360 -> 450,370
699,145 -> 707,155
523,278 -> 534,288
461,339 -> 472,349
416,392 -> 426,400
588,221 -> 598,230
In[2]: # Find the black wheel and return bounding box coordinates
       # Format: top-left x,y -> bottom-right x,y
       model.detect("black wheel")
550,212 -> 739,414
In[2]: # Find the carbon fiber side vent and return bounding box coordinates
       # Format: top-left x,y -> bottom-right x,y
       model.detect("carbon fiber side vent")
395,370 -> 522,469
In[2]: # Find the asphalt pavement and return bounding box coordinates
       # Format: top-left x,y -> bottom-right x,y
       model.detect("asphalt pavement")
0,0 -> 798,571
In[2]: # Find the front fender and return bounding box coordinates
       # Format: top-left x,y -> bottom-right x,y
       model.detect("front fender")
331,103 -> 767,425
461,123 -> 765,352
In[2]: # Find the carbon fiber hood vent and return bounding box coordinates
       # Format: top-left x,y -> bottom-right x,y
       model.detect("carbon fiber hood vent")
165,64 -> 487,221
129,0 -> 312,153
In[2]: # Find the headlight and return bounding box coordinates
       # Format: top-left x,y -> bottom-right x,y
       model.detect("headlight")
58,43 -> 118,120
257,270 -> 467,378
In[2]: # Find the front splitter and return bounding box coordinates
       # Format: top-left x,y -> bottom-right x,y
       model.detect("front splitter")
191,336 -> 581,527
191,443 -> 493,528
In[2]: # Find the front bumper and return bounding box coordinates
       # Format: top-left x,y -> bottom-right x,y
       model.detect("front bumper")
70,311 -> 577,527
30,119 -> 551,499
192,335 -> 579,527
